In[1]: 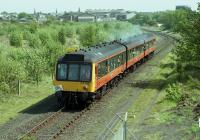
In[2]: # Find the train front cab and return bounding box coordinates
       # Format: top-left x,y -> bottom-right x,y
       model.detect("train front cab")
53,62 -> 96,106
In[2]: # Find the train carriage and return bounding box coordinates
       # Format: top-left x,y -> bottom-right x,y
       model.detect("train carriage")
53,33 -> 156,107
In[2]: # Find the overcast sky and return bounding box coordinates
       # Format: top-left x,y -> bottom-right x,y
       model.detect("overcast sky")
0,0 -> 199,13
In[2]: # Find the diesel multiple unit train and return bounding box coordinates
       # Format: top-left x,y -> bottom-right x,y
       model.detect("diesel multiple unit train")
53,33 -> 156,106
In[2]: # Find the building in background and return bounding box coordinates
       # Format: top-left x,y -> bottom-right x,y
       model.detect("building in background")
0,8 -> 136,23
59,12 -> 96,22
77,13 -> 96,22
116,11 -> 136,21
85,9 -> 135,22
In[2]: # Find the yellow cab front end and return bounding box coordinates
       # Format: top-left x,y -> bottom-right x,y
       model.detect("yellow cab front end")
53,63 -> 96,93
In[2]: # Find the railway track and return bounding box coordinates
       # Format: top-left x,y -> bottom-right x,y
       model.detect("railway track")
50,89 -> 114,139
18,32 -> 177,140
19,107 -> 64,140
19,90 -> 112,140
141,27 -> 181,42
50,102 -> 95,139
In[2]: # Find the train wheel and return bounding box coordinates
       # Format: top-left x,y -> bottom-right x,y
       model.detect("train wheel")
55,91 -> 65,108
142,58 -> 145,63
113,77 -> 118,87
146,55 -> 150,60
77,93 -> 88,106
133,64 -> 136,71
95,88 -> 104,99
130,66 -> 134,73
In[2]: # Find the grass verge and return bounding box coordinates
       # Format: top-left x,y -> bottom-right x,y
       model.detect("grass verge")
127,53 -> 200,139
0,77 -> 53,124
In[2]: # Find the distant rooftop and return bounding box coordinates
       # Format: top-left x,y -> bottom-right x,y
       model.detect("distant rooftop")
85,9 -> 126,13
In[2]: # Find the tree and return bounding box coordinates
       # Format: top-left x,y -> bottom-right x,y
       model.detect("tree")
158,10 -> 188,31
18,12 -> 33,20
174,3 -> 200,71
28,34 -> 41,48
10,31 -> 23,47
39,31 -> 50,45
58,29 -> 66,45
25,52 -> 46,82
0,56 -> 26,94
29,22 -> 38,33
80,25 -> 97,47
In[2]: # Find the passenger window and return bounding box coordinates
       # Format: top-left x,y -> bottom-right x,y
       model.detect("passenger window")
132,48 -> 136,57
80,65 -> 91,82
128,50 -> 131,59
118,55 -> 122,66
110,58 -> 114,71
146,42 -> 150,49
139,46 -> 143,53
135,47 -> 139,55
98,61 -> 108,78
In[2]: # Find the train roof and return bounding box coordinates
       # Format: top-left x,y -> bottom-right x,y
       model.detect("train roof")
58,33 -> 155,63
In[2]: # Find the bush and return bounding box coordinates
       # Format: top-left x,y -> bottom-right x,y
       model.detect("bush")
0,26 -> 6,36
7,24 -> 18,33
79,25 -> 97,47
22,31 -> 31,40
50,30 -> 59,42
29,22 -> 38,33
103,23 -> 110,30
0,56 -> 26,94
41,41 -> 64,74
76,27 -> 81,35
24,52 -> 46,82
66,27 -> 74,38
58,29 -> 66,45
28,34 -> 41,48
166,83 -> 181,102
0,21 -> 139,92
39,31 -> 50,45
9,31 -> 23,47
96,30 -> 108,43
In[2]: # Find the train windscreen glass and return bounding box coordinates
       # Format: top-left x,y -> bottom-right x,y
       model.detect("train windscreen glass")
56,63 -> 91,82
57,64 -> 68,80
68,64 -> 79,81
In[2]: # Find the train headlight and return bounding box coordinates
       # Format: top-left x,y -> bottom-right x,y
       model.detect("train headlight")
83,84 -> 88,90
54,85 -> 63,92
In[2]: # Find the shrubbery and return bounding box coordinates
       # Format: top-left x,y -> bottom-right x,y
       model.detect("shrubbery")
25,53 -> 46,82
39,31 -> 51,45
9,31 -> 23,47
58,29 -> 66,45
29,22 -> 38,33
0,55 -> 26,94
28,34 -> 41,48
80,25 -> 97,46
166,83 -> 181,102
0,21 -> 139,94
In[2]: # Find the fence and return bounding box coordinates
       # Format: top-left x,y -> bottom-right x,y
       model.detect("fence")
97,112 -> 137,140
